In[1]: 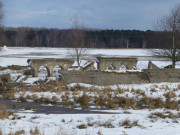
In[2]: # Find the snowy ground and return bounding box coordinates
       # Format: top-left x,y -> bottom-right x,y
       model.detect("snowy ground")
0,109 -> 180,135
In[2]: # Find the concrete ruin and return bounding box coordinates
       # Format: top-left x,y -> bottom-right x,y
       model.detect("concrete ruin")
28,58 -> 74,77
28,57 -> 139,77
148,61 -> 160,69
61,69 -> 180,85
96,57 -> 138,70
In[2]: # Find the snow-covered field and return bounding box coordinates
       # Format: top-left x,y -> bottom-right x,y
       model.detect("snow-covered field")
1,47 -> 180,135
1,109 -> 180,135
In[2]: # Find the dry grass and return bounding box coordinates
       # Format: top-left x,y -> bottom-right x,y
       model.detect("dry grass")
94,96 -> 104,108
52,96 -> 59,103
18,96 -> 26,102
61,95 -> 73,107
1,89 -> 16,100
0,105 -> 13,119
98,121 -> 115,128
97,130 -> 103,135
120,119 -> 142,128
150,88 -> 157,92
13,130 -> 25,135
164,92 -> 177,99
148,111 -> 179,120
77,124 -> 87,129
3,81 -> 180,110
26,94 -> 32,99
76,92 -> 90,109
30,126 -> 40,135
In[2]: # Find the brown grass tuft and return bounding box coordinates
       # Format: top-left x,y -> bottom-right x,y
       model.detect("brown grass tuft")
0,105 -> 13,119
76,92 -> 90,109
30,126 -> 40,135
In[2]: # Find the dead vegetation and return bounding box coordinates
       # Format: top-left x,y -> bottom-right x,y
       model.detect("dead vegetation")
0,105 -> 13,119
149,111 -> 180,120
119,119 -> 144,129
1,80 -> 180,110
30,127 -> 41,135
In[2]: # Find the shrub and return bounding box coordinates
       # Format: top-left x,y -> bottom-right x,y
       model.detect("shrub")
61,95 -> 73,107
99,121 -> 114,128
44,98 -> 51,104
77,124 -> 87,129
7,130 -> 26,135
106,99 -> 119,109
26,94 -> 32,99
97,130 -> 103,135
52,96 -> 59,103
18,96 -> 26,102
114,97 -> 135,110
150,88 -> 157,92
0,105 -> 12,119
120,119 -> 141,128
149,112 -> 178,119
76,93 -> 90,109
120,119 -> 132,128
1,90 -> 16,100
94,96 -> 104,108
30,126 -> 40,135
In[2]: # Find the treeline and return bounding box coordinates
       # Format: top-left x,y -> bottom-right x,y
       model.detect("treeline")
0,27 -> 156,48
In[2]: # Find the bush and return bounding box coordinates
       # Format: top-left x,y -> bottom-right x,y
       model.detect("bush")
0,105 -> 13,119
76,93 -> 90,109
77,124 -> 87,129
120,119 -> 141,128
61,95 -> 73,107
30,126 -> 40,135
99,121 -> 114,128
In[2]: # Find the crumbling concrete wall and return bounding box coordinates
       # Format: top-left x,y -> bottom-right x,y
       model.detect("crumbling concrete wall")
143,69 -> 180,83
29,58 -> 74,77
61,70 -> 149,85
61,69 -> 180,85
97,57 -> 137,70
148,61 -> 160,69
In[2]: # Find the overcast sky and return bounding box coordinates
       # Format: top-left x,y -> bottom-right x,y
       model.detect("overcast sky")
2,0 -> 180,30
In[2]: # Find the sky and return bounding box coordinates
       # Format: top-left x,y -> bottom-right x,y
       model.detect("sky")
1,0 -> 180,30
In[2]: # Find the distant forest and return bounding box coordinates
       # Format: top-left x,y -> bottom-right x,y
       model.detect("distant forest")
0,27 -> 162,48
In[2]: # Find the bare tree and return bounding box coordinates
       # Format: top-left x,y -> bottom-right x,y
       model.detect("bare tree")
66,17 -> 86,67
151,5 -> 180,68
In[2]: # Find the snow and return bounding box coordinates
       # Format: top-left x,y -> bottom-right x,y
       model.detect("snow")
23,77 -> 42,84
136,61 -> 149,70
1,45 -> 8,52
94,61 -> 98,70
152,61 -> 172,68
0,58 -> 28,67
16,75 -> 26,83
0,109 -> 180,135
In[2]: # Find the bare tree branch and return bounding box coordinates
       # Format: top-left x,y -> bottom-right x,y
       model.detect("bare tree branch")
66,17 -> 87,67
150,5 -> 180,68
